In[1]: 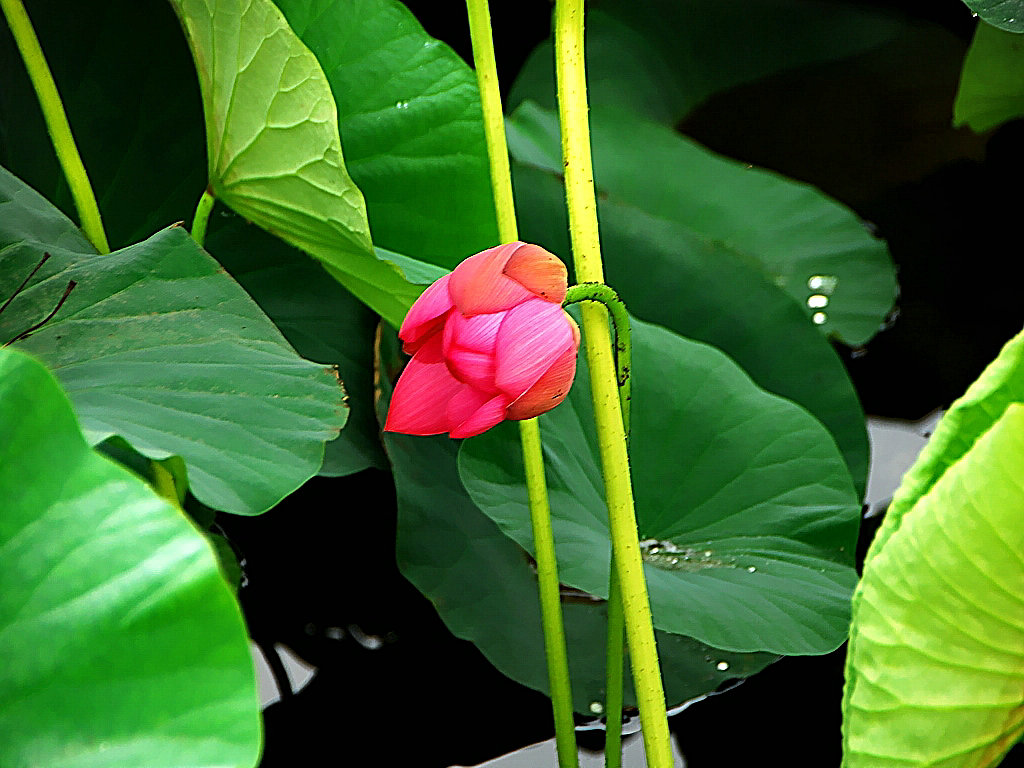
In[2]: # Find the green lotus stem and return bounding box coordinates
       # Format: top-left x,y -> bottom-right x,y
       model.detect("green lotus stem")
554,2 -> 673,767
564,280 -> 631,767
191,189 -> 215,247
563,282 -> 632,435
1,0 -> 109,254
466,2 -> 579,767
151,461 -> 183,511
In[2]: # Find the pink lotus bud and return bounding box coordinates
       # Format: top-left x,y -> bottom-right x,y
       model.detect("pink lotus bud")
384,242 -> 581,438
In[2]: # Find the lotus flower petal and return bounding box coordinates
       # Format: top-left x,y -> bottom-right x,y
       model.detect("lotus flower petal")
449,393 -> 510,439
449,243 -> 534,316
494,299 -> 576,397
384,354 -> 465,435
400,274 -> 454,354
507,340 -> 579,420
504,243 -> 568,303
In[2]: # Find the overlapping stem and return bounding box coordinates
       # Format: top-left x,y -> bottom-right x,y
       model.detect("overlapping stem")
563,281 -> 631,768
1,0 -> 109,253
554,1 -> 673,766
466,2 -> 579,767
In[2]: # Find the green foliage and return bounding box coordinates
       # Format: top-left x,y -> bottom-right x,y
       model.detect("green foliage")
959,1 -> 1024,34
275,0 -> 499,266
169,0 -> 423,327
509,104 -> 876,496
0,166 -> 347,514
460,313 -> 861,655
0,347 -> 261,768
842,330 -> 1024,768
955,21 -> 1024,132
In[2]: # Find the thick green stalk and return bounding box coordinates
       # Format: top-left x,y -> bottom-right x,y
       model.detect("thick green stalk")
1,0 -> 109,253
191,189 -> 216,247
553,2 -> 673,767
466,2 -> 579,766
564,281 -> 632,768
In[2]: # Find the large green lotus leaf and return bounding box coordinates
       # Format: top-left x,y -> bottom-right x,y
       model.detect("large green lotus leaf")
0,166 -> 346,514
842,404 -> 1024,768
865,328 -> 1024,563
955,22 -> 1024,132
961,2 -> 1024,34
459,314 -> 860,655
509,0 -> 901,125
169,0 -> 424,327
0,347 -> 261,767
385,432 -> 776,713
510,118 -> 870,497
274,0 -> 498,267
204,207 -> 385,475
509,103 -> 895,346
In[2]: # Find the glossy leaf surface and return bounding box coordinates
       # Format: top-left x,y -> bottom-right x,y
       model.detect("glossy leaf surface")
0,166 -> 346,514
960,2 -> 1024,33
460,315 -> 861,655
0,347 -> 261,767
275,0 -> 499,267
169,0 -> 423,327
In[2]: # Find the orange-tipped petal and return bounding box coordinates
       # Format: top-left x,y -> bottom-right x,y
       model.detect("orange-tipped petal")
384,354 -> 466,435
449,393 -> 510,438
506,342 -> 578,420
449,243 -> 534,316
493,299 -> 575,397
400,274 -> 454,354
503,243 -> 568,303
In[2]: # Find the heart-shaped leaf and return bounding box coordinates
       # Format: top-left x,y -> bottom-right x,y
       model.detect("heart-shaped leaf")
842,403 -> 1024,768
0,165 -> 346,514
460,314 -> 861,655
169,0 -> 425,326
0,347 -> 261,767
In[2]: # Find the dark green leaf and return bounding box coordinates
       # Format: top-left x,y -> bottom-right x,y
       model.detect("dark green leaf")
460,315 -> 860,655
509,0 -> 902,124
960,2 -> 1024,33
0,166 -> 346,514
0,347 -> 261,767
386,430 -> 775,712
275,0 -> 499,267
205,208 -> 386,475
511,110 -> 871,497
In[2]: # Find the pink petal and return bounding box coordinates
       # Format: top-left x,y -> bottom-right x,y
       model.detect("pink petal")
449,243 -> 534,316
449,393 -> 511,438
445,386 -> 494,426
445,348 -> 497,391
503,243 -> 568,303
507,342 -> 578,420
400,274 -> 454,354
494,300 -> 576,397
442,311 -> 503,357
384,354 -> 466,436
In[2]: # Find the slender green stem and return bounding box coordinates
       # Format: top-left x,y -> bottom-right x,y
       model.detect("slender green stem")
467,2 -> 578,766
1,0 -> 109,253
564,280 -> 631,767
554,2 -> 673,767
151,461 -> 183,511
603,568 -> 626,768
191,189 -> 216,247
